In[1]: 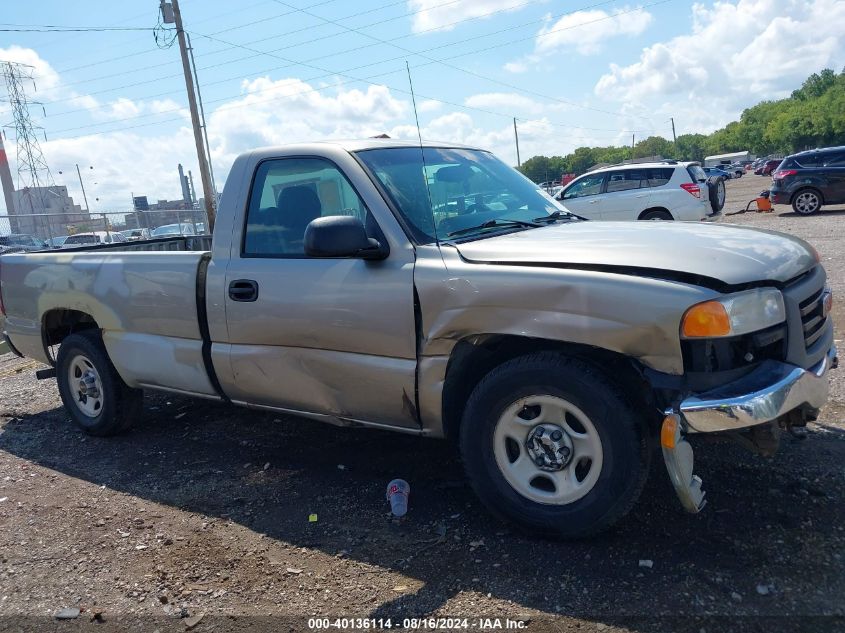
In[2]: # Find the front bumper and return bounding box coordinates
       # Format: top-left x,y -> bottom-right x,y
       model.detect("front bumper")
677,345 -> 837,433
769,189 -> 791,205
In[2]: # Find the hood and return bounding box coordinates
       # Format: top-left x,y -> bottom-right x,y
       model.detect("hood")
453,221 -> 817,288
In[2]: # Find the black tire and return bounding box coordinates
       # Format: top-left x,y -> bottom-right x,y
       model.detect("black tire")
56,330 -> 143,436
791,188 -> 823,215
708,177 -> 726,213
640,209 -> 673,221
459,352 -> 649,539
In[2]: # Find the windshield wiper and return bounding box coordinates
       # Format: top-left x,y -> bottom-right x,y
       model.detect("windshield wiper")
445,218 -> 542,238
532,210 -> 578,223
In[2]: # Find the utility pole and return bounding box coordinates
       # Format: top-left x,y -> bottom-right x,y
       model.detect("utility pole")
75,164 -> 90,212
631,133 -> 635,160
513,118 -> 521,168
187,32 -> 217,201
165,0 -> 217,231
670,117 -> 677,144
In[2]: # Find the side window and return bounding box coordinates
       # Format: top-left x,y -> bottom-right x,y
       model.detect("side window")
605,170 -> 645,192
243,158 -> 371,257
644,168 -> 673,187
795,155 -> 821,168
562,174 -> 604,199
823,153 -> 845,167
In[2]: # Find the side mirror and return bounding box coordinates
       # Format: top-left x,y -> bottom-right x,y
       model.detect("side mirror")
304,216 -> 387,260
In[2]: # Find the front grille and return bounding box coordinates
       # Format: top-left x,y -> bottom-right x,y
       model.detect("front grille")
799,287 -> 827,348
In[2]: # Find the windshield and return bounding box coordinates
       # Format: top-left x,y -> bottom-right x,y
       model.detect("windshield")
355,147 -> 569,243
153,224 -> 188,236
64,234 -> 100,245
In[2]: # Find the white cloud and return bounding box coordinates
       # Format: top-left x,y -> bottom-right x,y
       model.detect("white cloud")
536,7 -> 653,56
0,45 -> 61,91
503,6 -> 653,72
408,0 -> 531,33
43,129 -> 200,211
418,99 -> 442,113
464,92 -> 573,117
503,61 -> 528,74
107,98 -> 142,120
206,76 -> 408,166
595,0 -> 845,132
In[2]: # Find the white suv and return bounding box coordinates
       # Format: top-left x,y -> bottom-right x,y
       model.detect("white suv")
555,161 -> 721,221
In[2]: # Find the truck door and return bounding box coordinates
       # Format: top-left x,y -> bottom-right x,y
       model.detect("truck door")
219,156 -> 419,429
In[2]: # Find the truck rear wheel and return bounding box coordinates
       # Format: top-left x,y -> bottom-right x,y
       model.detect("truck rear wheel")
56,331 -> 143,436
460,352 -> 649,539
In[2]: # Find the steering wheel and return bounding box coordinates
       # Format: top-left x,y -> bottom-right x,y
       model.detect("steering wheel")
464,202 -> 492,214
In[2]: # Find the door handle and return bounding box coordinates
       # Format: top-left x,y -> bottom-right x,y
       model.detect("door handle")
228,279 -> 259,302
589,199 -> 599,204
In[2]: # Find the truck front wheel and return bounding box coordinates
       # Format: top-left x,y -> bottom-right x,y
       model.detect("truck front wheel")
56,331 -> 143,436
460,353 -> 649,539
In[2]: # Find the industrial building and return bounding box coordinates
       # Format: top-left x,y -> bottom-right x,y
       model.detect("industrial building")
8,185 -> 90,240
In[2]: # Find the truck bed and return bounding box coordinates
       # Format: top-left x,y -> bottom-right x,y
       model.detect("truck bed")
58,234 -> 213,253
0,236 -> 217,396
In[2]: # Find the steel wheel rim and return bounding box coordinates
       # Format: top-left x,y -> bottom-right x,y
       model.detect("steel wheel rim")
68,354 -> 103,418
493,395 -> 604,505
795,192 -> 818,214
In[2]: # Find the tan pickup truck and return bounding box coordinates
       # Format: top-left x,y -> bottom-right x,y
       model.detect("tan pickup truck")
0,139 -> 837,537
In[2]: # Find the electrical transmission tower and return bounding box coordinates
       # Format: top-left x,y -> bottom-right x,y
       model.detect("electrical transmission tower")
1,60 -> 55,233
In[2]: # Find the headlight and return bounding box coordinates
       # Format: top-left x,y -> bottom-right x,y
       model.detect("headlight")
681,288 -> 785,338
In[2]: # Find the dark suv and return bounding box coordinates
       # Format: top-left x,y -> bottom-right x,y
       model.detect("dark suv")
770,146 -> 845,215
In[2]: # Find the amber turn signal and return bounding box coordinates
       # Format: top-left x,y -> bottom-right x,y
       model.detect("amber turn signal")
681,301 -> 731,337
661,414 -> 678,449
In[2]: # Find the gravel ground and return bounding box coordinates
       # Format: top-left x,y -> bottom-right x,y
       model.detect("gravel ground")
1,176 -> 844,633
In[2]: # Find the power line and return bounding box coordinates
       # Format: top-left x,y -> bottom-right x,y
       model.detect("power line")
266,0 -> 649,126
46,61 -> 646,143
0,25 -> 152,32
50,0 -> 472,91
37,0 -> 552,118
51,0 -> 348,76
35,0 -> 668,139
43,0 -> 629,124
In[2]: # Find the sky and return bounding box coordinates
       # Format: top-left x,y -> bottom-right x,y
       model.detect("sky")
0,0 -> 843,213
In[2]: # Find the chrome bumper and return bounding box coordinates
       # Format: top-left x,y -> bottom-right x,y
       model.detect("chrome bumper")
679,345 -> 837,433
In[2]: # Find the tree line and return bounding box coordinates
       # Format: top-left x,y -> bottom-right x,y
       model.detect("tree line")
519,68 -> 845,183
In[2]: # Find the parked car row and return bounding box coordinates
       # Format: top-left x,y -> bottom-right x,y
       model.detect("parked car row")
756,159 -> 782,176
1,223 -> 204,254
0,233 -> 47,254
